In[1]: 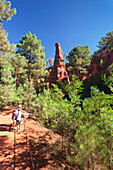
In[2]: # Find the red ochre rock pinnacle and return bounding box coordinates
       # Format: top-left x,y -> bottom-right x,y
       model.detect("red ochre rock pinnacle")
49,43 -> 70,87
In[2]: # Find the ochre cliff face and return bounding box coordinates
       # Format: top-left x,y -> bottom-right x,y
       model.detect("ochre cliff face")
87,49 -> 113,77
49,43 -> 70,87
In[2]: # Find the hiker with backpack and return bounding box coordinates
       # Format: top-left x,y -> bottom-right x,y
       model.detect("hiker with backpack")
14,105 -> 29,132
12,110 -> 16,129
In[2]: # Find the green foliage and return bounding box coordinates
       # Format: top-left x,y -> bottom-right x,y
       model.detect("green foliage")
38,77 -> 113,169
14,84 -> 24,104
0,26 -> 16,53
9,52 -> 28,87
38,75 -> 83,125
0,61 -> 16,107
17,32 -> 47,85
66,86 -> 112,169
0,0 -> 16,53
81,72 -> 111,99
0,0 -> 17,108
89,87 -> 113,168
0,0 -> 16,22
97,30 -> 113,52
22,80 -> 39,116
102,64 -> 113,132
66,45 -> 91,77
64,75 -> 83,104
104,64 -> 113,92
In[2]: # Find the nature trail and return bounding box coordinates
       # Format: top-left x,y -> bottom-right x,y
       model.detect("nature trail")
0,106 -> 70,170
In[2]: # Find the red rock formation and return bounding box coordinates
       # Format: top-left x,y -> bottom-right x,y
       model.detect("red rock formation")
87,49 -> 113,77
49,43 -> 70,87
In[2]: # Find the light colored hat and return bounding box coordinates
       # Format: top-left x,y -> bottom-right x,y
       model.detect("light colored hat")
18,105 -> 22,108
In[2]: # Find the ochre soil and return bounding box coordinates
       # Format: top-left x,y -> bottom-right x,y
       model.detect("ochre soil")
0,106 -> 107,170
0,106 -> 75,170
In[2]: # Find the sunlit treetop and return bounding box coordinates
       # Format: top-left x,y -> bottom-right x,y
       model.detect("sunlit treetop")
0,0 -> 16,22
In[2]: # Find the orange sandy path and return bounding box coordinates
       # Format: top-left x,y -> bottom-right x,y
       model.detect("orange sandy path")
0,106 -> 70,170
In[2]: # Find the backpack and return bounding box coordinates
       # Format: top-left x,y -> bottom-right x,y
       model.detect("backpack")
15,111 -> 19,120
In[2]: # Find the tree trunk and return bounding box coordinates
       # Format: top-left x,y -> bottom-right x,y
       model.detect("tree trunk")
28,55 -> 32,82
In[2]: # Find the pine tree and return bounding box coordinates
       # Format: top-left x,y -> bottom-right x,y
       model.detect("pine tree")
97,30 -> 113,52
0,26 -> 15,53
0,60 -> 16,107
22,80 -> 39,116
0,0 -> 16,78
0,0 -> 16,22
66,45 -> 91,78
9,53 -> 28,88
17,32 -> 47,85
103,64 -> 113,132
0,0 -> 16,52
0,0 -> 17,107
14,83 -> 24,105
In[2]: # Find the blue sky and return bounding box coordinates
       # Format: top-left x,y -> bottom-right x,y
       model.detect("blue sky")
3,0 -> 113,61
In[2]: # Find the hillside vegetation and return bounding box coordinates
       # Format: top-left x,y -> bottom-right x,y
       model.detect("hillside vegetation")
0,0 -> 113,169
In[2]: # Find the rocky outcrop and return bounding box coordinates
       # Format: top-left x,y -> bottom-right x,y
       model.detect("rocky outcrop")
49,43 -> 70,87
87,49 -> 113,77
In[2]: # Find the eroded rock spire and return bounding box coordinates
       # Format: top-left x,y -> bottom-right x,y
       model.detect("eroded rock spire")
49,43 -> 70,87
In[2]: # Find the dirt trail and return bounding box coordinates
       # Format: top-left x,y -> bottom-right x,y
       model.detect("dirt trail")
0,106 -> 71,170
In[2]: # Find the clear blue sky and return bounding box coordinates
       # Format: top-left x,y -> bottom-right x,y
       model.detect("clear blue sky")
3,0 -> 113,60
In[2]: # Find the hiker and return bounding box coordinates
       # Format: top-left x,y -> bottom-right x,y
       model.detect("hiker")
12,110 -> 16,129
15,105 -> 29,132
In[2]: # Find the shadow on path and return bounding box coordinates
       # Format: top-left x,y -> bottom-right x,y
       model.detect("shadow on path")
0,124 -> 12,132
0,135 -> 14,169
0,132 -> 32,170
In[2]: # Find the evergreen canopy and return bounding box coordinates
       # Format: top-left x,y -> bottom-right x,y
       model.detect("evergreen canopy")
66,45 -> 91,77
97,30 -> 113,52
17,32 -> 47,83
0,0 -> 16,22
